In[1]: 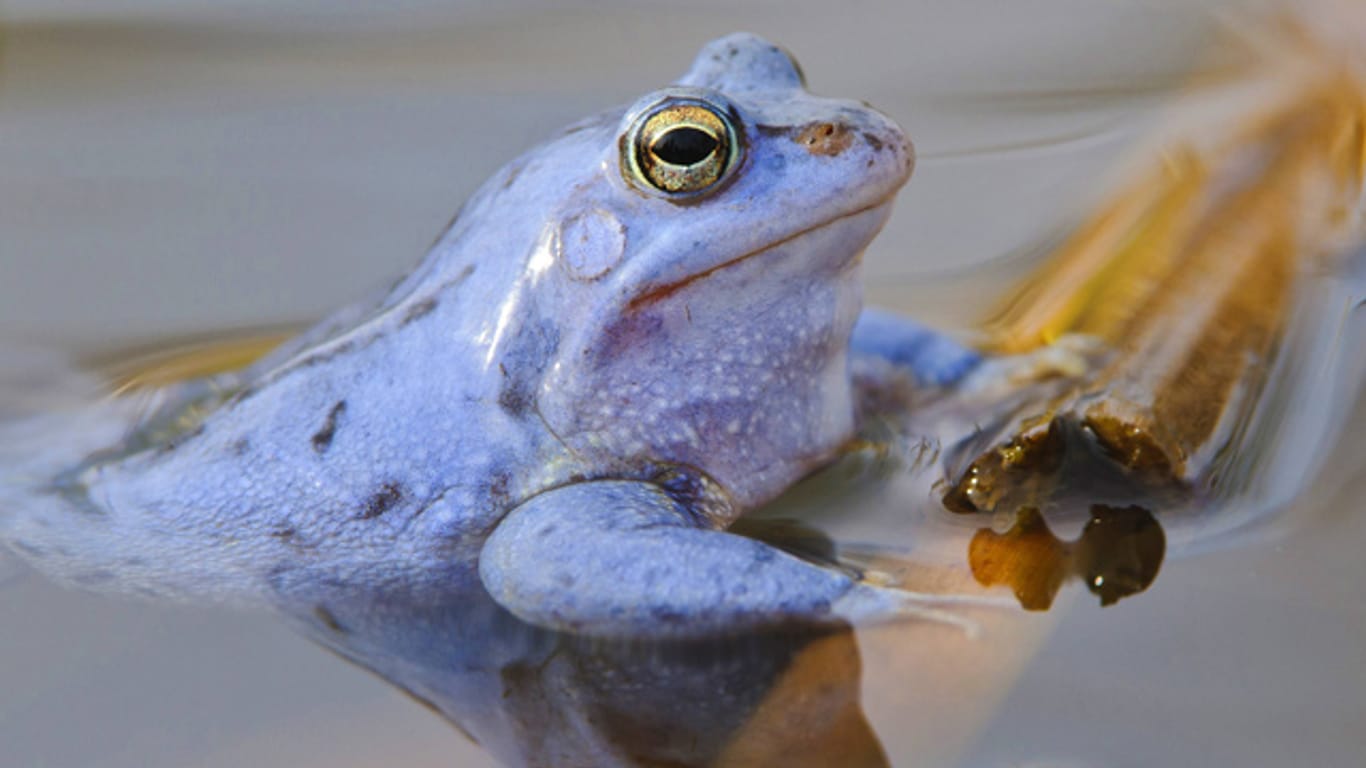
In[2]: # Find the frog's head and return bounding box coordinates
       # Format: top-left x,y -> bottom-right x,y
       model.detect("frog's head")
450,34 -> 912,510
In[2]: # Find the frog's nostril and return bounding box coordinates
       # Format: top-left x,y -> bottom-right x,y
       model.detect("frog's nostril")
796,121 -> 854,156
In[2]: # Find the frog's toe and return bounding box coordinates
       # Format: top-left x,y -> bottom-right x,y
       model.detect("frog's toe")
850,309 -> 983,388
917,341 -> 984,387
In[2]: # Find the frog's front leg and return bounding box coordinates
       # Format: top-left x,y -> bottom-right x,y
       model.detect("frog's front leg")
479,480 -> 976,637
851,308 -> 982,387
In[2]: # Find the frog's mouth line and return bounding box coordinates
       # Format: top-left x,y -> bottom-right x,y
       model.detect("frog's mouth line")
627,195 -> 896,310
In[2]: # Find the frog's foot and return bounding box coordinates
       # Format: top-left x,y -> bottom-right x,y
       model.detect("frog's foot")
480,480 -> 1002,639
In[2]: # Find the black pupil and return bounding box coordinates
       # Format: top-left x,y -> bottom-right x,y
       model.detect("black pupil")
652,127 -> 719,166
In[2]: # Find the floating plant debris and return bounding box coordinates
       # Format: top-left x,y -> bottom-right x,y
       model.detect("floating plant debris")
949,35 -> 1366,513
969,505 -> 1165,610
92,327 -> 293,394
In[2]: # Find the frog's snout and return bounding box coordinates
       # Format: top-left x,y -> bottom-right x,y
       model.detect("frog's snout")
895,127 -> 916,181
844,111 -> 915,192
877,112 -> 916,185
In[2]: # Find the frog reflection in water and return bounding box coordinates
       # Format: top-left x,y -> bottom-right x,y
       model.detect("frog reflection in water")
2,34 -> 991,637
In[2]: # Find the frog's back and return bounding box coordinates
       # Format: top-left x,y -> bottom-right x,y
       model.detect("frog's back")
0,271 -> 574,602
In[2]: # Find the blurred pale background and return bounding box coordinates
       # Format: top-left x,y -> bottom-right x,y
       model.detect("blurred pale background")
1,1 -> 1362,766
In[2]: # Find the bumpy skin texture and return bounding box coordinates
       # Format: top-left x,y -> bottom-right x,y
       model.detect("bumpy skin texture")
0,34 -> 980,637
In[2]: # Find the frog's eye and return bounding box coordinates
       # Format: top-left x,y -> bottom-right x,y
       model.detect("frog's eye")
623,99 -> 741,198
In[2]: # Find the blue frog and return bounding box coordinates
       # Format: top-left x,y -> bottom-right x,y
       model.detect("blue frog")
0,34 -> 985,637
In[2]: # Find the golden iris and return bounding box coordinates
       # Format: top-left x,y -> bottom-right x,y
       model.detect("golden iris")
625,101 -> 739,196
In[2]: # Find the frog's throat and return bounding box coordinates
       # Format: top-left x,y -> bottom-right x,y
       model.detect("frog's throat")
625,193 -> 896,310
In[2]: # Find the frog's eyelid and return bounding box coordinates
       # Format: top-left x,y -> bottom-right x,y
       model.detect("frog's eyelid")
618,88 -> 745,144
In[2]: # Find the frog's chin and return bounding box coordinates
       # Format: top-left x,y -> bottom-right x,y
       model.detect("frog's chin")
628,195 -> 897,310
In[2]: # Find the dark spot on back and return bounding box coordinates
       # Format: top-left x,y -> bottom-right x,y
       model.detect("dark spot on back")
358,482 -> 403,519
311,400 -> 347,453
862,131 -> 884,152
402,297 -> 438,326
229,437 -> 251,456
440,263 -> 477,291
399,264 -> 472,330
297,338 -> 358,370
270,525 -> 316,551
